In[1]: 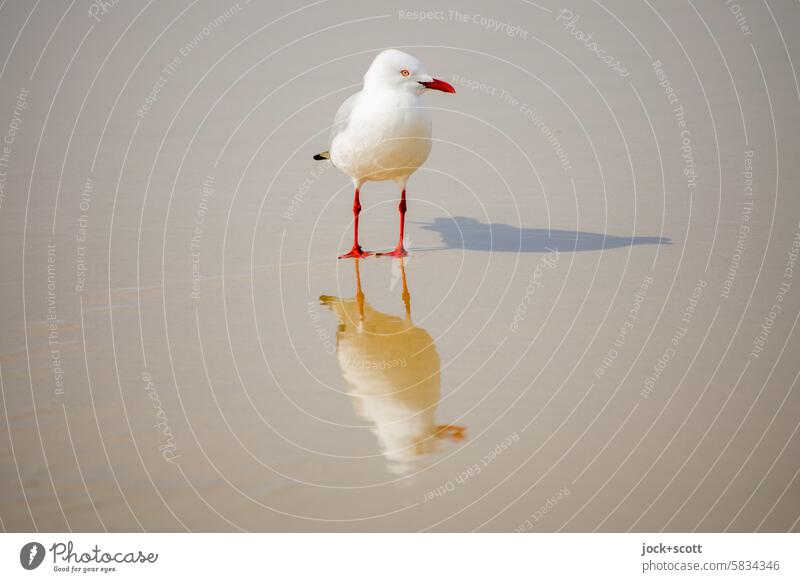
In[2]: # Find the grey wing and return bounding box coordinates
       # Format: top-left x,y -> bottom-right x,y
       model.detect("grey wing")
329,91 -> 361,145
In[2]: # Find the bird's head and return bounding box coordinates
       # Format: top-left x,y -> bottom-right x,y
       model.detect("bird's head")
363,49 -> 455,95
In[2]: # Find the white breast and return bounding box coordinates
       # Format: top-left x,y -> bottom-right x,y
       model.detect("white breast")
330,89 -> 432,184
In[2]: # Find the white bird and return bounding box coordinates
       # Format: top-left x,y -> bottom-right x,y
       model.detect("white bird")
314,49 -> 455,259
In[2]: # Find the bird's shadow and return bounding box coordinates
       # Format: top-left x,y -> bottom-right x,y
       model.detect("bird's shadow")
415,216 -> 670,253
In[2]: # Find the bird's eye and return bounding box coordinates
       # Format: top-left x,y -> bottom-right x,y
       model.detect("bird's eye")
400,69 -> 410,77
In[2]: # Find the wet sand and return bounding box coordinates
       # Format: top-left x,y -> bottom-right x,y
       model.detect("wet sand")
1,0 -> 799,531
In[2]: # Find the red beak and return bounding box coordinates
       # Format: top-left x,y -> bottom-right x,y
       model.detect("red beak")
420,78 -> 456,93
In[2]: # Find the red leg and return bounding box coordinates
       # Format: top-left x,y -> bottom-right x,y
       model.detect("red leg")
339,187 -> 371,259
379,189 -> 408,257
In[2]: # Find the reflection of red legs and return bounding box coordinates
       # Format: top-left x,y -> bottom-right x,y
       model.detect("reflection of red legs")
339,187 -> 371,259
378,189 -> 408,257
435,425 -> 466,441
354,258 -> 365,321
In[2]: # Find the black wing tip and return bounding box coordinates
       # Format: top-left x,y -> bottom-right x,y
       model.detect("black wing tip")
313,151 -> 330,160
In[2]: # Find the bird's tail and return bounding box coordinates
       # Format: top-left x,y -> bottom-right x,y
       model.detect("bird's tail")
313,151 -> 330,160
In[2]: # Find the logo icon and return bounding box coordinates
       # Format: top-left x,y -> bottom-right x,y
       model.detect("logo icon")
20,542 -> 45,570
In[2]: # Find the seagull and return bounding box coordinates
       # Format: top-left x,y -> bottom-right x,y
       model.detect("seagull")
313,49 -> 455,259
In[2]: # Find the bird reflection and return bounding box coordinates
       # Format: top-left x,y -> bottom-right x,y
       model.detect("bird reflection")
320,259 -> 465,474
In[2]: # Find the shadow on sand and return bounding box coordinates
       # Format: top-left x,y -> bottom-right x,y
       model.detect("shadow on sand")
417,216 -> 670,253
